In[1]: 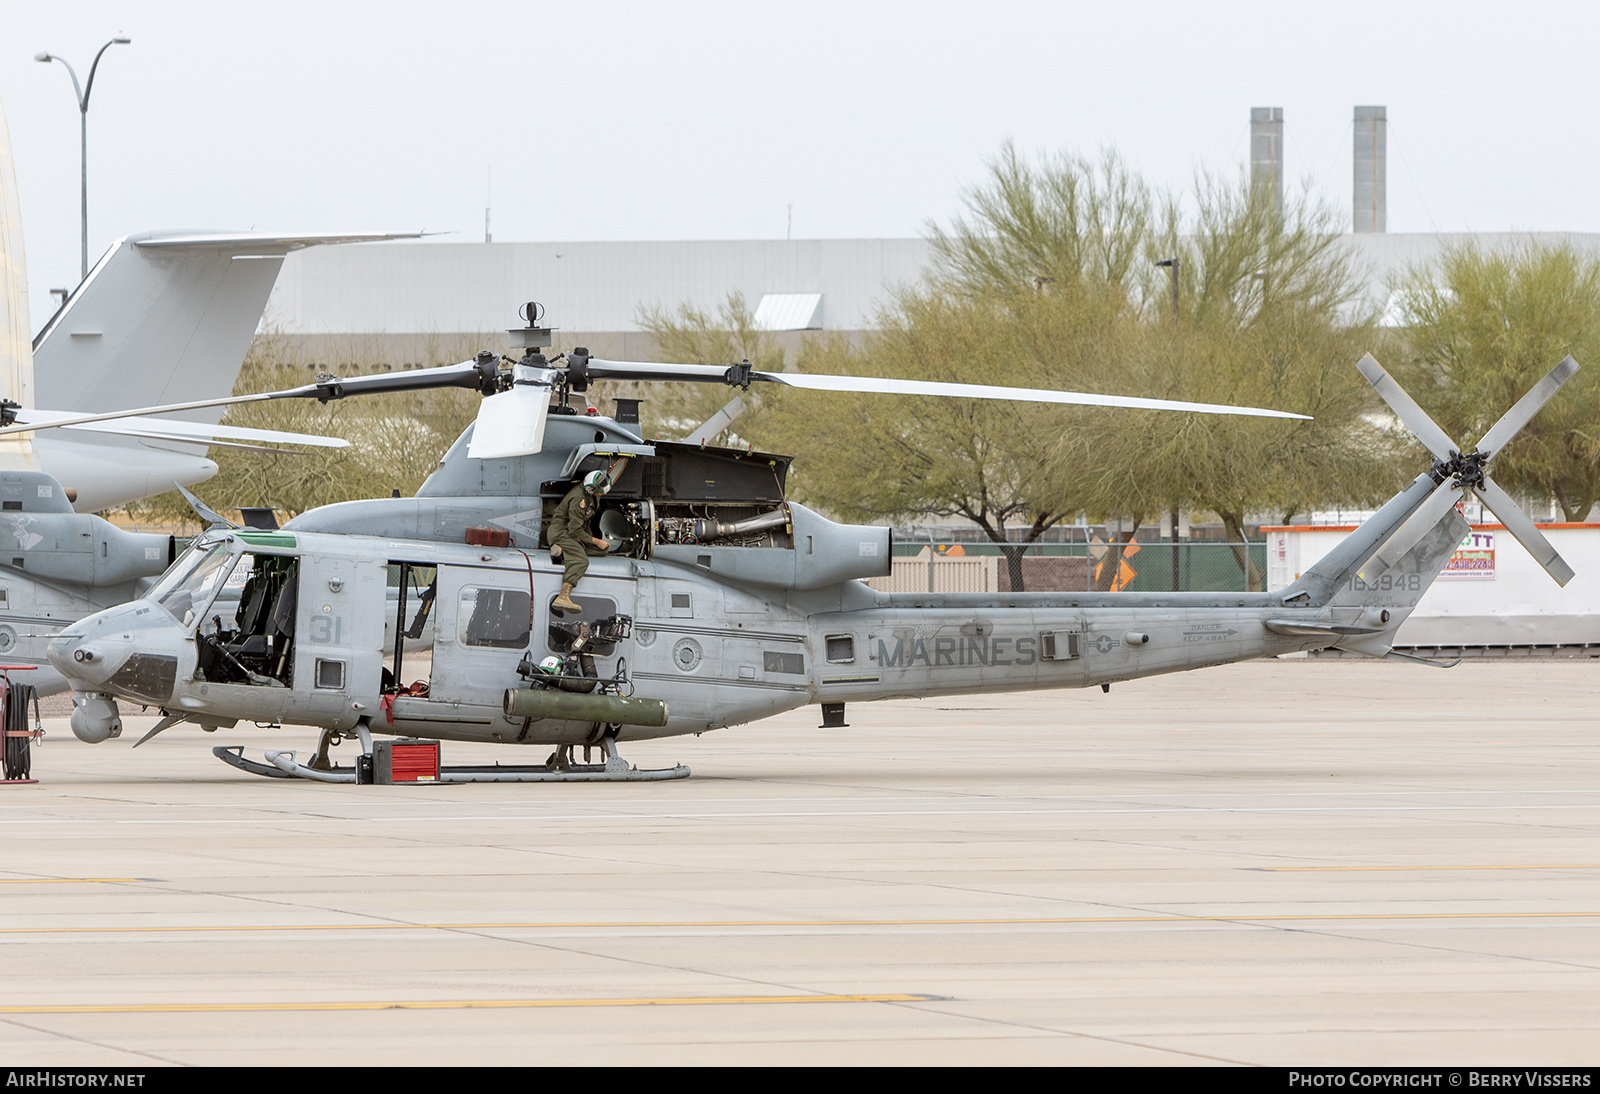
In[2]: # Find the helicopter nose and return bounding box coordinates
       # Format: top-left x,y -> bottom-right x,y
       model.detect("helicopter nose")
48,629 -> 131,688
47,602 -> 163,692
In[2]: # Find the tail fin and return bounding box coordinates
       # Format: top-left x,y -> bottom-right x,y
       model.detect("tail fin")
1280,472 -> 1439,606
1275,475 -> 1471,657
1326,504 -> 1470,656
32,230 -> 421,420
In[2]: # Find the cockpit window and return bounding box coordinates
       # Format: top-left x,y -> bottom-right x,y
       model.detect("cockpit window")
152,543 -> 239,629
459,587 -> 532,649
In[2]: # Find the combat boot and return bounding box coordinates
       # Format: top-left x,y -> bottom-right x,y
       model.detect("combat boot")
552,583 -> 580,614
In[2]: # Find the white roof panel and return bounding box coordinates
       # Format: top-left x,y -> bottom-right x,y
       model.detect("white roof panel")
753,292 -> 823,331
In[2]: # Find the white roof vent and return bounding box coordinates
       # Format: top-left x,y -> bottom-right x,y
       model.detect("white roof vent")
753,292 -> 823,331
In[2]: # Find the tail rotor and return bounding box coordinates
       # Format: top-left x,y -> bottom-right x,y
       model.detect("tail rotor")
1358,354 -> 1579,587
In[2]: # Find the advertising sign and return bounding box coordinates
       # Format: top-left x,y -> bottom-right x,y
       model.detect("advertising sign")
1439,530 -> 1495,580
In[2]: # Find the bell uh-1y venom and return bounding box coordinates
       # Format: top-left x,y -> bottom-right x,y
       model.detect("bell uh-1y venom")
17,311 -> 1579,783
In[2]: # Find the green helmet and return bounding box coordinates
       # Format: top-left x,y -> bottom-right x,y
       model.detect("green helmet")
582,470 -> 611,495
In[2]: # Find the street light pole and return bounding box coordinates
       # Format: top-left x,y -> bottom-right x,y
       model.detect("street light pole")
1155,257 -> 1183,590
1154,257 -> 1179,327
36,36 -> 132,283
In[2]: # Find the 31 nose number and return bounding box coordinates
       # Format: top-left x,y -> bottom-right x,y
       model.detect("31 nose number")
308,615 -> 344,644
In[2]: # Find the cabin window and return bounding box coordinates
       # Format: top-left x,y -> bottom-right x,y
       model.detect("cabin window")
315,658 -> 346,690
825,635 -> 855,663
386,563 -> 438,691
546,594 -> 622,656
763,651 -> 805,675
460,587 -> 532,649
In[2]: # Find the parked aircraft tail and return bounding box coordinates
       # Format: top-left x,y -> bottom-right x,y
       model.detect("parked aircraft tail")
25,230 -> 419,512
32,230 -> 422,420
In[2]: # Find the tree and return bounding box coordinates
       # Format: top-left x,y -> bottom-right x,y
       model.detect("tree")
1136,176 -> 1403,583
124,332 -> 483,525
759,291 -> 1101,591
752,146 -> 1164,591
586,146 -> 1396,594
1393,243 -> 1600,521
929,143 -> 1152,308
627,292 -> 786,442
769,151 -> 1394,590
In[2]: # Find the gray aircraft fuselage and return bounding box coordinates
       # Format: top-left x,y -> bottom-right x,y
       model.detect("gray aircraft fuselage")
47,409 -> 1464,748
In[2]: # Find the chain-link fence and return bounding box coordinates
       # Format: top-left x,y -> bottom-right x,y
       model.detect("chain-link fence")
874,542 -> 1270,594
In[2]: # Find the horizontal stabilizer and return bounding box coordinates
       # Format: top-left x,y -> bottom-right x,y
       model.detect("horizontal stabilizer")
132,231 -> 429,254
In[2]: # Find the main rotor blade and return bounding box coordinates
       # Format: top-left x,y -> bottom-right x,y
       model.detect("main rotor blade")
1474,356 -> 1580,459
21,410 -> 351,449
587,359 -> 1310,420
768,372 -> 1313,418
0,359 -> 499,439
1476,476 -> 1576,586
467,369 -> 557,459
1370,480 -> 1464,575
285,358 -> 501,401
1356,354 -> 1458,460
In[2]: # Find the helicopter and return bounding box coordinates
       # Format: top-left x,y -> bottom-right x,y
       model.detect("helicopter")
14,307 -> 1581,783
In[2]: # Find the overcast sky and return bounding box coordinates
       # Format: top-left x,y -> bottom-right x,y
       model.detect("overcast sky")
4,0 -> 1597,332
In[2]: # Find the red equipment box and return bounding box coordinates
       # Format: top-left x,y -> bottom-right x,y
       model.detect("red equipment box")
375,739 -> 440,783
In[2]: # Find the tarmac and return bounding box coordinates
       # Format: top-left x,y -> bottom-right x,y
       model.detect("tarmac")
1,656 -> 1597,1067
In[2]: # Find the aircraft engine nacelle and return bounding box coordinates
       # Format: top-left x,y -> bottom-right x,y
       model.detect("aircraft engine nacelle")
0,512 -> 174,588
70,693 -> 123,744
650,503 -> 891,590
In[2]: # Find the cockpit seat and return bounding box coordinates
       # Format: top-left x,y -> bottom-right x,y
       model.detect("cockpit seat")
225,634 -> 269,660
270,582 -> 297,639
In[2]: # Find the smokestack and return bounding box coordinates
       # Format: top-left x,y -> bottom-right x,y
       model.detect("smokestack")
1353,105 -> 1387,233
1250,107 -> 1284,214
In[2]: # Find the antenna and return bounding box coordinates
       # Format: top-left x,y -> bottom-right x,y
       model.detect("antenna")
485,165 -> 492,244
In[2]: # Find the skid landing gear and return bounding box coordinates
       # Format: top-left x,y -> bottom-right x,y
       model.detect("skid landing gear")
213,733 -> 688,784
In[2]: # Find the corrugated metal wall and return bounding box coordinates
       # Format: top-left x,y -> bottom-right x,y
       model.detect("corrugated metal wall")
266,238 -> 934,337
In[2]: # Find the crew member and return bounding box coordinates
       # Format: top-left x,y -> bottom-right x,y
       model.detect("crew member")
548,469 -> 615,614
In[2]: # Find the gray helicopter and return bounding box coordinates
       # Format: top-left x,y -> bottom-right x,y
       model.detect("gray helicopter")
17,311 -> 1580,783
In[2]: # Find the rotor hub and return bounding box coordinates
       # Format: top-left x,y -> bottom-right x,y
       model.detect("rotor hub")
1429,449 -> 1488,492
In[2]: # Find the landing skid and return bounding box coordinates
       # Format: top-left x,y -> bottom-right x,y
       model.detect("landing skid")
214,745 -> 297,779
211,738 -> 690,784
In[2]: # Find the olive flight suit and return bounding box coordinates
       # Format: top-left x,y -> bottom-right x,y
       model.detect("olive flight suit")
547,483 -> 602,590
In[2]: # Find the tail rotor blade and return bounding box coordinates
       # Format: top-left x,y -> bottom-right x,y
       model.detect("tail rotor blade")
1474,356 -> 1580,459
1356,354 -> 1458,460
1476,476 -> 1576,586
1370,481 -> 1464,574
